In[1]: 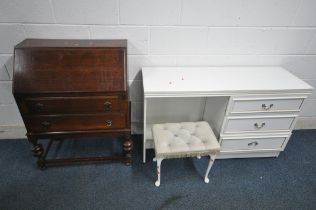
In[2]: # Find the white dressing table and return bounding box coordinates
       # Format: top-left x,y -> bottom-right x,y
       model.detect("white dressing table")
142,67 -> 314,163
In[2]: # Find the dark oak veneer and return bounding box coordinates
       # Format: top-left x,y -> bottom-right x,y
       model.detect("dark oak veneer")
13,39 -> 133,168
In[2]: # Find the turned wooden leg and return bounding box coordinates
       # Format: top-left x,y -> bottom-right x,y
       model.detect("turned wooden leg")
27,136 -> 47,169
27,136 -> 44,157
123,136 -> 133,166
37,158 -> 46,170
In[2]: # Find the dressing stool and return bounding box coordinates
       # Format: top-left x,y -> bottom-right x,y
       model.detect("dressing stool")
152,121 -> 220,187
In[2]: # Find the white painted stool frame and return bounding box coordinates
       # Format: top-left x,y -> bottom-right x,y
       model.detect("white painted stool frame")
154,155 -> 216,187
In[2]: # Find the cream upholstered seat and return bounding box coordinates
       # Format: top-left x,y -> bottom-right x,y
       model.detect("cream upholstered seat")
152,121 -> 220,187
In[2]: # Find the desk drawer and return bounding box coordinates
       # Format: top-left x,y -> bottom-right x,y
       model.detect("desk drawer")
224,116 -> 295,133
230,98 -> 303,113
20,96 -> 127,114
221,137 -> 286,151
24,113 -> 126,132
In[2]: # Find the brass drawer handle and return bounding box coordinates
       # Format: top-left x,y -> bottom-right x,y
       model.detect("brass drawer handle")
248,141 -> 259,147
35,102 -> 44,111
104,101 -> 112,111
262,103 -> 273,110
105,120 -> 112,127
41,121 -> 50,128
254,122 -> 265,129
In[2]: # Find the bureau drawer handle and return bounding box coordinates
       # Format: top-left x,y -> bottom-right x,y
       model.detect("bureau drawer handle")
248,141 -> 259,147
254,122 -> 266,129
262,103 -> 273,110
41,121 -> 51,128
35,102 -> 44,111
105,120 -> 112,127
104,101 -> 112,111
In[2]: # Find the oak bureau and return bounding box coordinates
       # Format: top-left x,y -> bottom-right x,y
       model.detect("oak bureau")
13,39 -> 133,168
142,67 -> 314,162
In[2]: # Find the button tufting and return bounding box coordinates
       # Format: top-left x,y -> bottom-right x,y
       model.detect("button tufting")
153,122 -> 220,159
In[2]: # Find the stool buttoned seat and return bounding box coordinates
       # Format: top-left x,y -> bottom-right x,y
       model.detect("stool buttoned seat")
152,121 -> 220,186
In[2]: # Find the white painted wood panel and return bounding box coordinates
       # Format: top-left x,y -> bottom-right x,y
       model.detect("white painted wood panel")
224,116 -> 295,133
146,97 -> 205,124
217,151 -> 280,159
303,80 -> 316,99
142,67 -> 313,97
203,97 -> 229,136
231,98 -> 304,113
221,137 -> 286,151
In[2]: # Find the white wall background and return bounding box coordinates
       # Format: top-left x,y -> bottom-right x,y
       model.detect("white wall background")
0,0 -> 316,138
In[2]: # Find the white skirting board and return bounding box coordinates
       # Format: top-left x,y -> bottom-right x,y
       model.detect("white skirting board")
294,117 -> 316,129
0,126 -> 27,139
1,117 -> 316,139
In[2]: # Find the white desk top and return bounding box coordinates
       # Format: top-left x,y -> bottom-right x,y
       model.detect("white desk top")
142,67 -> 314,97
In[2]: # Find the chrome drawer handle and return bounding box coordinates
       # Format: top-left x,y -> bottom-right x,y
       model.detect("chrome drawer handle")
262,103 -> 273,110
41,121 -> 50,128
104,101 -> 112,111
254,122 -> 265,129
35,102 -> 44,111
248,141 -> 259,147
105,120 -> 112,127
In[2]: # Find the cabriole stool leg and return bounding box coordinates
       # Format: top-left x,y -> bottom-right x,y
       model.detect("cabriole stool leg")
204,155 -> 216,183
155,158 -> 163,187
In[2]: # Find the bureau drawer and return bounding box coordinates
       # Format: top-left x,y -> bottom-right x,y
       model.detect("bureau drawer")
223,116 -> 295,133
221,137 -> 286,151
20,96 -> 127,115
24,113 -> 126,132
230,98 -> 303,113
